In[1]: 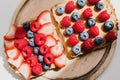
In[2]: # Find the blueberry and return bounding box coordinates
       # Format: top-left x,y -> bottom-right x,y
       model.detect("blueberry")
104,21 -> 114,31
23,22 -> 30,31
34,47 -> 39,55
28,38 -> 35,47
95,2 -> 104,10
94,37 -> 103,45
27,30 -> 35,39
42,63 -> 50,71
80,32 -> 89,41
38,55 -> 44,62
56,6 -> 65,15
87,18 -> 96,27
71,12 -> 80,21
65,27 -> 74,36
77,0 -> 86,7
72,45 -> 81,55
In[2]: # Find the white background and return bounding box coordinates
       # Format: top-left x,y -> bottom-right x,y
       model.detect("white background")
0,0 -> 120,80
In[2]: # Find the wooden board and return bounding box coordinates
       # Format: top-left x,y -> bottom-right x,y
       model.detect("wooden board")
9,0 -> 117,80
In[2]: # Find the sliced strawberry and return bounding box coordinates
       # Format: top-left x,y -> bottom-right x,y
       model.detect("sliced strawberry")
50,41 -> 63,57
54,54 -> 67,68
37,22 -> 54,35
4,40 -> 15,49
18,62 -> 32,79
26,55 -> 38,66
37,10 -> 51,25
45,35 -> 57,47
22,46 -> 33,58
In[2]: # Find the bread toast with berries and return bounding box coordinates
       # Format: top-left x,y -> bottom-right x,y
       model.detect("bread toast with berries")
51,0 -> 118,58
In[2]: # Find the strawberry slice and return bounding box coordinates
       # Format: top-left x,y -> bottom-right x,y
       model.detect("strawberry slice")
50,41 -> 63,57
37,22 -> 54,35
45,35 -> 57,47
37,10 -> 51,25
4,40 -> 15,49
54,54 -> 67,68
18,62 -> 32,79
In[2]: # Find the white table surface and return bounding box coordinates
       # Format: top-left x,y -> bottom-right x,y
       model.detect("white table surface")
0,0 -> 120,80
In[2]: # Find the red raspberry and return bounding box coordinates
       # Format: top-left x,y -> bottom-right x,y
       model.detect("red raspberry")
22,46 -> 33,58
30,21 -> 40,32
82,38 -> 95,52
15,27 -> 26,39
26,55 -> 38,66
61,16 -> 71,27
32,63 -> 43,75
98,10 -> 110,22
65,1 -> 76,13
39,45 -> 50,55
44,53 -> 54,65
34,33 -> 46,46
68,34 -> 79,46
83,8 -> 93,19
105,31 -> 117,42
88,0 -> 100,4
89,26 -> 99,37
73,20 -> 85,33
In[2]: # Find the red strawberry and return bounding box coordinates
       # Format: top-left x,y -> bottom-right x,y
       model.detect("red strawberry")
54,54 -> 67,68
65,1 -> 76,13
73,20 -> 85,33
61,16 -> 71,27
68,34 -> 79,46
26,55 -> 38,66
32,63 -> 43,75
82,38 -> 95,52
15,27 -> 26,39
89,26 -> 99,37
45,35 -> 57,47
105,31 -> 117,42
30,21 -> 40,32
37,22 -> 54,35
22,46 -> 33,58
34,33 -> 46,46
83,8 -> 93,19
44,53 -> 54,65
18,62 -> 32,79
50,41 -> 63,57
88,0 -> 100,4
37,10 -> 51,25
98,10 -> 110,22
39,45 -> 50,55
4,40 -> 15,49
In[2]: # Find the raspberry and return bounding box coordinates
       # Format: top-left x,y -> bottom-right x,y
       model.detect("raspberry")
83,8 -> 93,19
61,16 -> 71,27
15,27 -> 26,39
105,31 -> 117,42
26,55 -> 38,66
30,21 -> 40,32
88,0 -> 100,4
98,10 -> 110,22
65,1 -> 76,13
82,38 -> 95,52
22,46 -> 33,58
44,53 -> 54,65
73,20 -> 85,33
68,34 -> 79,46
89,26 -> 99,37
32,63 -> 43,75
39,45 -> 50,55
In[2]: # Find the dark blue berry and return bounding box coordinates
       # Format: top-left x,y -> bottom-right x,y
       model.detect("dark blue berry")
42,63 -> 50,71
104,21 -> 114,31
65,27 -> 74,36
80,32 -> 89,41
38,55 -> 44,62
87,18 -> 96,27
95,2 -> 104,10
71,12 -> 80,21
56,6 -> 65,15
72,45 -> 81,55
77,0 -> 86,7
28,38 -> 35,47
94,37 -> 103,45
27,30 -> 35,39
34,47 -> 39,55
23,22 -> 30,31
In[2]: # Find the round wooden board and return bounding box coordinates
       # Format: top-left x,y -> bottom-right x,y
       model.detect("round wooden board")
10,0 -> 117,80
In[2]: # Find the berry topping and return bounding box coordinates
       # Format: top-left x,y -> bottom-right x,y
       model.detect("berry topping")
83,8 -> 93,19
30,21 -> 40,32
42,63 -> 50,71
86,18 -> 96,27
80,32 -> 89,41
44,54 -> 54,65
73,20 -> 85,33
34,33 -> 46,46
22,46 -> 33,58
28,38 -> 35,47
26,55 -> 38,66
71,12 -> 80,21
105,31 -> 117,42
32,63 -> 42,75
56,6 -> 65,15
65,27 -> 74,36
61,16 -> 71,27
33,47 -> 40,55
65,1 -> 76,13
82,38 -> 95,52
39,45 -> 50,55
23,22 -> 30,31
15,27 -> 26,39
104,21 -> 114,31
94,37 -> 103,45
38,55 -> 44,62
89,26 -> 99,37
88,0 -> 100,4
72,45 -> 81,55
98,10 -> 110,22
27,30 -> 35,39
77,0 -> 86,7
95,2 -> 104,10
68,34 -> 79,46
